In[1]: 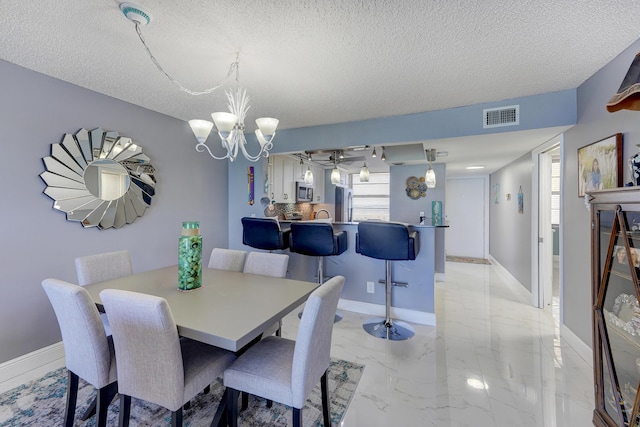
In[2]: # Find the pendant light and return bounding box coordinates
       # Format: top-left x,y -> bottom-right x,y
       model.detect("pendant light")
360,162 -> 370,182
371,147 -> 377,158
425,149 -> 436,189
304,167 -> 314,185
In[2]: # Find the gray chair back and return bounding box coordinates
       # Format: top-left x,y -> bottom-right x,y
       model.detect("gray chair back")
100,289 -> 185,411
75,250 -> 133,285
208,248 -> 247,271
243,252 -> 289,278
41,278 -> 116,388
291,275 -> 344,407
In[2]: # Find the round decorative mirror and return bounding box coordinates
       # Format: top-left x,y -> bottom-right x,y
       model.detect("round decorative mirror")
40,128 -> 156,229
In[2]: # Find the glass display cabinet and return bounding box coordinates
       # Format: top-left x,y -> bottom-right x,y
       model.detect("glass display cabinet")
591,188 -> 640,426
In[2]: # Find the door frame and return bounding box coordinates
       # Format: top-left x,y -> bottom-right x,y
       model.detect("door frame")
531,136 -> 563,312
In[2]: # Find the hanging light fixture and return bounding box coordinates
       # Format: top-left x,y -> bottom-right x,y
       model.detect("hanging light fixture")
380,146 -> 386,161
331,152 -> 341,185
300,157 -> 314,185
371,147 -> 377,158
304,167 -> 314,185
425,149 -> 436,189
360,162 -> 370,182
119,3 -> 277,163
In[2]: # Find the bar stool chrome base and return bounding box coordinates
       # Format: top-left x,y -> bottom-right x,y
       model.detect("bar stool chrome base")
363,317 -> 415,340
298,256 -> 342,322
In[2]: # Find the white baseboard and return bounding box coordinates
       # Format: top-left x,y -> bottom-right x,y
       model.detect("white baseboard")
488,255 -> 532,304
338,298 -> 436,326
0,342 -> 64,384
489,256 -> 593,367
560,324 -> 593,367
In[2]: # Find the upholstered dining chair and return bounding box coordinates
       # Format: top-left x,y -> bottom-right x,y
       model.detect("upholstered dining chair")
243,251 -> 289,337
208,248 -> 247,271
224,275 -> 345,427
41,279 -> 117,427
100,289 -> 236,427
75,250 -> 134,336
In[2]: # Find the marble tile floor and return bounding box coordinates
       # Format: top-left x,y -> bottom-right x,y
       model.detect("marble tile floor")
286,261 -> 592,427
0,261 -> 593,426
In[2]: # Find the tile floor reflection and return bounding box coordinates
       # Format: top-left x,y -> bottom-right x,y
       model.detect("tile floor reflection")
282,261 -> 593,426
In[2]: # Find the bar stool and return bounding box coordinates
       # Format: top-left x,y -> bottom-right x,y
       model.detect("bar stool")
356,221 -> 419,340
241,217 -> 291,252
289,221 -> 347,322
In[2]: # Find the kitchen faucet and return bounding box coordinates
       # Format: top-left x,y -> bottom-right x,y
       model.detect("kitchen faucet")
315,209 -> 331,219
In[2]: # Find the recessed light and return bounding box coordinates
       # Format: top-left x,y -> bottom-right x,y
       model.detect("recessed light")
466,165 -> 485,170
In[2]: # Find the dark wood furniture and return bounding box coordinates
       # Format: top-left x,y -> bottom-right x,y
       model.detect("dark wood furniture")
590,188 -> 640,426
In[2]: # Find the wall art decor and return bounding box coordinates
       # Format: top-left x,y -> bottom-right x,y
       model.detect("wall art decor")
493,183 -> 500,204
578,133 -> 622,197
405,176 -> 427,199
518,186 -> 524,214
40,127 -> 156,229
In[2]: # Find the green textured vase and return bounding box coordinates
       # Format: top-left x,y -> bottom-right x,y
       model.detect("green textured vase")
178,221 -> 202,291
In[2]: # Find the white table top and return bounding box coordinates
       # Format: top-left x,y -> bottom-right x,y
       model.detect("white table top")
82,265 -> 319,352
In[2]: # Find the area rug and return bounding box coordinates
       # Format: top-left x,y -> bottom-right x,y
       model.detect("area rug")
446,256 -> 491,265
0,358 -> 363,426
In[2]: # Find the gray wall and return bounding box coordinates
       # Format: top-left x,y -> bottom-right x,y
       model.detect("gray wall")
389,163 -> 446,224
489,153 -> 533,291
562,38 -> 640,346
0,60 -> 229,363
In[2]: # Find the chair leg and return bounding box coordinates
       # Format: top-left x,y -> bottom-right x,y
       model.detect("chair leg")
226,388 -> 240,427
171,408 -> 183,427
80,395 -> 96,421
210,388 -> 228,427
293,407 -> 302,427
266,399 -> 273,408
96,382 -> 118,427
118,394 -> 131,427
241,391 -> 249,410
204,384 -> 211,394
64,371 -> 79,427
275,319 -> 282,337
321,371 -> 331,427
183,401 -> 191,410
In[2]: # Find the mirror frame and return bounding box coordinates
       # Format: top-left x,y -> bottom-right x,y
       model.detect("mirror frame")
40,127 -> 156,229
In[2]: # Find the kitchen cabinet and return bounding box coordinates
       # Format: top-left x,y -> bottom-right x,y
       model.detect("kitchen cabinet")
590,188 -> 640,426
270,155 -> 296,203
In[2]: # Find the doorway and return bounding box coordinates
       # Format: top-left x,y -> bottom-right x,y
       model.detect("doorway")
532,138 -> 562,324
445,177 -> 488,259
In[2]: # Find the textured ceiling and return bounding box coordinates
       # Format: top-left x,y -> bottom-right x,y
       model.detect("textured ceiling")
2,1 -> 640,175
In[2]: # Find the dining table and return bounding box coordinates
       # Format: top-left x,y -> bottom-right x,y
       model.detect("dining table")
82,265 -> 319,352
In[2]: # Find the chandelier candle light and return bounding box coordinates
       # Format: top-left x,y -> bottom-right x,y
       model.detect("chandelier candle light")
119,3 -> 278,163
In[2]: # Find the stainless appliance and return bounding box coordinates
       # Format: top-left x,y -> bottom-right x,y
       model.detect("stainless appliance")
335,186 -> 353,222
295,182 -> 313,202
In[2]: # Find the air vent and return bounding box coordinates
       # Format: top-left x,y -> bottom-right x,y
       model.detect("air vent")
483,105 -> 519,129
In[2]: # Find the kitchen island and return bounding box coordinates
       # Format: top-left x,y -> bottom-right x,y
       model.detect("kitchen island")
280,221 -> 445,326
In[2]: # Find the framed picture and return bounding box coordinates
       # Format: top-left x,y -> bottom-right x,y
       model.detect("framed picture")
578,133 -> 623,197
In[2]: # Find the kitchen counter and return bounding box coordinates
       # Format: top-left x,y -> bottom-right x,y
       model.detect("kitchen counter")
276,221 -> 443,326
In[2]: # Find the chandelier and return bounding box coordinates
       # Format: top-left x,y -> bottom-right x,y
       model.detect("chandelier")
119,3 -> 278,163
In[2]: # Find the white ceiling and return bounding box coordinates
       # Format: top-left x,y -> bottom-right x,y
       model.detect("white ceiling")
2,1 -> 639,176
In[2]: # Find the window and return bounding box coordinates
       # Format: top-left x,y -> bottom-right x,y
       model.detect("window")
350,172 -> 390,221
551,157 -> 560,225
